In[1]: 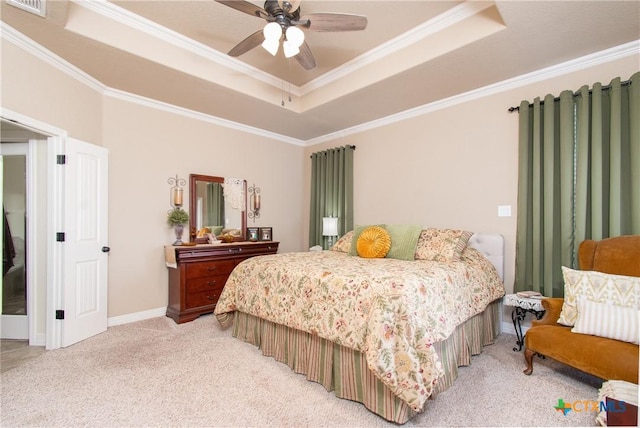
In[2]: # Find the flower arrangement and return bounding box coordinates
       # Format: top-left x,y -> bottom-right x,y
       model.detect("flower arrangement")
167,207 -> 189,226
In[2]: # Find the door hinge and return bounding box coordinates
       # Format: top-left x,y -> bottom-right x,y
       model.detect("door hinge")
55,310 -> 65,320
57,154 -> 66,165
56,232 -> 65,242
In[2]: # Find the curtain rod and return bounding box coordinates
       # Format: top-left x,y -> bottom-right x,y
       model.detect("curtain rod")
310,145 -> 356,158
508,78 -> 632,112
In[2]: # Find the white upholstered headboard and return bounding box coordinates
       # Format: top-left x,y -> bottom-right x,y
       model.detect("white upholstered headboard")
468,233 -> 505,281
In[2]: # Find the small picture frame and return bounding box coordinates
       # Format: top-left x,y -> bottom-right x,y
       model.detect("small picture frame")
259,227 -> 272,241
247,227 -> 259,242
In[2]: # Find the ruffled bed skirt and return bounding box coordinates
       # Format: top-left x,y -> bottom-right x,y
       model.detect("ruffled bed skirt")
230,299 -> 501,424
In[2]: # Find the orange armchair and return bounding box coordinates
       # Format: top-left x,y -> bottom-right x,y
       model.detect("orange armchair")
523,235 -> 640,384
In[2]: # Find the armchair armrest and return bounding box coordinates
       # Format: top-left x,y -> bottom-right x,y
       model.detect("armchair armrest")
531,298 -> 564,326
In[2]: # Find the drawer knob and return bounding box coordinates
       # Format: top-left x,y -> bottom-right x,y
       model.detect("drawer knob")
206,295 -> 217,301
206,266 -> 217,271
207,280 -> 217,286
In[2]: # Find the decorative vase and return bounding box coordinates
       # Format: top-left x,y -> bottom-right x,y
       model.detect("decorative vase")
173,224 -> 185,246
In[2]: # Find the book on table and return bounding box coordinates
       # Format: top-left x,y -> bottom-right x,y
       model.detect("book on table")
516,291 -> 544,299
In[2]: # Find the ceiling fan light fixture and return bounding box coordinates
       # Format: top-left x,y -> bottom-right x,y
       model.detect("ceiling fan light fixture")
283,40 -> 300,58
262,38 -> 280,56
262,22 -> 282,56
216,0 -> 368,70
285,26 -> 304,48
263,22 -> 282,40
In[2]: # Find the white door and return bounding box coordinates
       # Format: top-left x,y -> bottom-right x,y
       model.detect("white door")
61,138 -> 109,347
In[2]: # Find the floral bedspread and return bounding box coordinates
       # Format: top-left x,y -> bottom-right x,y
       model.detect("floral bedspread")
214,247 -> 505,412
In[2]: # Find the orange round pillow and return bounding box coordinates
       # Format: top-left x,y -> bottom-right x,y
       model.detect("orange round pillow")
356,226 -> 391,258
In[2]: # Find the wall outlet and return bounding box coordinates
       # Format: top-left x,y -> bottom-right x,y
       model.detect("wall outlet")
498,205 -> 512,217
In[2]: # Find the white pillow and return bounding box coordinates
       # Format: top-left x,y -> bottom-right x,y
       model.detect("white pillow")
571,298 -> 639,345
558,267 -> 640,326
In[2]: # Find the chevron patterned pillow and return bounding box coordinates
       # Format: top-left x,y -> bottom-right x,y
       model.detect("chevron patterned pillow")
558,266 -> 640,327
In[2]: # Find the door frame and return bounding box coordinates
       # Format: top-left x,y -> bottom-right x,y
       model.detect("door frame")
2,108 -> 67,349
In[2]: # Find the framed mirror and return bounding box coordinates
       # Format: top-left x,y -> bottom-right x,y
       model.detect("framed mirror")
189,174 -> 247,243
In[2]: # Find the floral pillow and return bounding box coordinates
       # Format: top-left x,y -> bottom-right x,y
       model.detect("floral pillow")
414,228 -> 473,262
330,230 -> 354,253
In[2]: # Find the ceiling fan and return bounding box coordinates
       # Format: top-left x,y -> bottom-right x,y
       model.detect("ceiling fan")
216,0 -> 368,70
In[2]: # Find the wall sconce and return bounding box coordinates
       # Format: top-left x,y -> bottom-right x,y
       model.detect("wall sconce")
322,217 -> 339,249
248,184 -> 261,222
168,174 -> 186,208
167,174 -> 187,246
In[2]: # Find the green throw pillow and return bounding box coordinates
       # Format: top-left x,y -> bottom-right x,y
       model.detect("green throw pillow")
208,225 -> 225,236
385,224 -> 422,261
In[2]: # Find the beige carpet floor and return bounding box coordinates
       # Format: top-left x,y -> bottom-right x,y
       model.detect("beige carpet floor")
1,314 -> 604,427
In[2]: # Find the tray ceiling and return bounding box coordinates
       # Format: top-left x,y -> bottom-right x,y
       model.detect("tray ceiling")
2,1 -> 639,143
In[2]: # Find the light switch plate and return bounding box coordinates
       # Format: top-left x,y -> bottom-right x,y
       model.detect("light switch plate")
498,205 -> 512,217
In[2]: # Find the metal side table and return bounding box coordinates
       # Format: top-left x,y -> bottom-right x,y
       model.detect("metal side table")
504,294 -> 546,352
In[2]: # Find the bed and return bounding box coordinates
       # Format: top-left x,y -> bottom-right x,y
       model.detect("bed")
214,228 -> 505,423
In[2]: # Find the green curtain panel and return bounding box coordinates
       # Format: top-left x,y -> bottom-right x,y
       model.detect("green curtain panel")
309,146 -> 355,249
515,72 -> 639,297
206,182 -> 225,228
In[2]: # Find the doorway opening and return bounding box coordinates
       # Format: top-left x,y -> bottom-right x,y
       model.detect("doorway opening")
2,112 -> 109,350
1,119 -> 50,345
3,149 -> 27,320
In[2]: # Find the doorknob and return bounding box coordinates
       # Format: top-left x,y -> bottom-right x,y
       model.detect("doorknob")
101,246 -> 111,253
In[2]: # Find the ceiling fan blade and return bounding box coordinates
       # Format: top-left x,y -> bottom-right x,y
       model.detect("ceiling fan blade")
295,41 -> 316,70
215,0 -> 268,19
228,30 -> 264,57
301,13 -> 368,32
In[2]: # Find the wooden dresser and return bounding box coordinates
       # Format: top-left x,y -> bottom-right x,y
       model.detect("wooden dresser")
167,241 -> 279,323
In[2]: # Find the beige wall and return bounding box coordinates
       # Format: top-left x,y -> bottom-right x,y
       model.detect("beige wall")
2,35 -> 639,323
102,97 -> 304,316
1,41 -> 103,144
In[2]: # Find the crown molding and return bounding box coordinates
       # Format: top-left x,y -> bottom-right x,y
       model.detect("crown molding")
304,39 -> 640,146
73,0 -> 494,99
104,87 -> 306,147
2,21 -> 637,147
1,22 -> 106,93
71,0 -> 296,95
300,0 -> 495,95
2,21 -> 304,145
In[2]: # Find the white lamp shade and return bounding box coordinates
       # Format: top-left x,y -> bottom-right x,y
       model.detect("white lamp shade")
285,26 -> 304,48
322,217 -> 339,237
283,40 -> 300,58
262,22 -> 282,56
263,22 -> 282,40
262,38 -> 280,56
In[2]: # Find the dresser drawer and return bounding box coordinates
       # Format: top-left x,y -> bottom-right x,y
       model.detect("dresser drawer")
185,259 -> 236,279
168,242 -> 279,324
185,274 -> 229,294
185,289 -> 224,309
